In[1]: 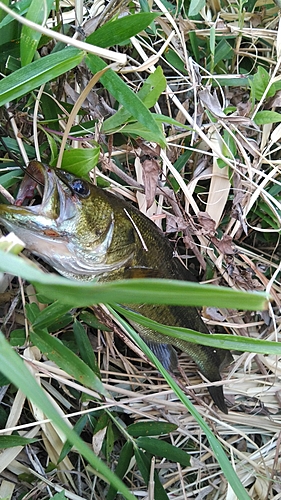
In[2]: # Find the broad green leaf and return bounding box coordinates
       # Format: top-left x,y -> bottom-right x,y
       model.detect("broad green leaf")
254,111 -> 281,125
25,302 -> 40,323
32,301 -> 72,329
29,328 -> 108,396
188,0 -> 205,16
0,331 -> 136,500
106,420 -> 115,462
250,66 -> 276,102
10,329 -> 26,346
53,492 -> 67,500
108,121 -> 164,143
57,148 -> 100,178
102,67 -> 166,133
222,129 -> 237,159
0,20 -> 20,49
58,414 -> 89,463
136,437 -> 190,467
0,0 -> 31,28
153,113 -> 192,129
0,435 -> 38,449
134,448 -> 169,500
115,305 -> 280,355
103,113 -> 191,138
94,412 -> 110,433
85,54 -> 166,147
73,319 -> 100,375
214,39 -> 233,66
106,441 -> 134,500
213,75 -> 251,87
0,136 -> 35,156
164,49 -> 188,74
87,12 -> 159,47
0,251 -> 269,311
108,308 -> 251,500
48,314 -> 73,332
0,169 -> 22,189
127,421 -> 177,437
0,47 -> 85,107
20,0 -> 54,66
79,310 -> 111,331
0,0 -> 9,23
138,67 -> 167,108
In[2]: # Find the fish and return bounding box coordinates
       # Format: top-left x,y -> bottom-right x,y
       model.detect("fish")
0,161 -> 232,412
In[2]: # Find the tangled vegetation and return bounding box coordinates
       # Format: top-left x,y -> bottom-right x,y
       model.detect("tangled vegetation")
0,0 -> 281,499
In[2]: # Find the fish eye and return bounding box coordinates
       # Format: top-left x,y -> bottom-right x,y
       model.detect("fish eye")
71,179 -> 90,197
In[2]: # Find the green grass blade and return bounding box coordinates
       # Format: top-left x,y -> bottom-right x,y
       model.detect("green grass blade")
85,54 -> 166,147
114,305 -> 280,354
0,251 -> 269,310
29,328 -> 108,397
87,12 -> 159,47
136,437 -> 191,466
20,0 -> 53,65
107,307 -> 251,500
0,47 -> 84,106
0,435 -> 38,449
0,331 -> 136,500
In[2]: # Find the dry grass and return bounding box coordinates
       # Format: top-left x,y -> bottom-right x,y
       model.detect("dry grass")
1,0 -> 281,498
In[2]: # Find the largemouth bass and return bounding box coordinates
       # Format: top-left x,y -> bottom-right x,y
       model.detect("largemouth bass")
0,161 -> 232,412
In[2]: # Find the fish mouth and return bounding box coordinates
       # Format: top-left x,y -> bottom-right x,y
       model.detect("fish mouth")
0,161 -> 77,224
0,162 -> 83,273
0,161 -> 79,233
0,162 -> 131,279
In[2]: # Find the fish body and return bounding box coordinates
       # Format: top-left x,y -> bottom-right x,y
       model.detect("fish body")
0,162 -> 232,412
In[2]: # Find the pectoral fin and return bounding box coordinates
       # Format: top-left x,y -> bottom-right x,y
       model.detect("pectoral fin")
144,341 -> 178,372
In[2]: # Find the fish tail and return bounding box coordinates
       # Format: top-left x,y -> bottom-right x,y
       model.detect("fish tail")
208,384 -> 228,413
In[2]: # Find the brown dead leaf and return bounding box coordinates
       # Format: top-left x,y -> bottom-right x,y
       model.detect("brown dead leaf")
236,99 -> 252,117
205,307 -> 227,322
141,158 -> 160,209
135,138 -> 160,157
182,234 -> 207,270
164,213 -> 206,270
199,88 -> 254,126
267,90 -> 281,109
250,13 -> 263,27
165,213 -> 188,233
197,211 -> 216,236
92,427 -> 107,456
199,88 -> 226,118
211,234 -> 237,255
178,16 -> 196,33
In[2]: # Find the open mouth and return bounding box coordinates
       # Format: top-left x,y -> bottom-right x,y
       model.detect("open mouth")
0,161 -> 80,228
0,160 -> 91,278
0,162 -> 79,265
14,161 -> 67,220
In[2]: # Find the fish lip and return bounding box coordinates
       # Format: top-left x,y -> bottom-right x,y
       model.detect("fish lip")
0,161 -> 80,241
6,161 -> 78,220
32,163 -> 71,220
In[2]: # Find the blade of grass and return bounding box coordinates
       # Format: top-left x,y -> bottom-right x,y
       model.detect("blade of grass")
85,54 -> 166,147
0,330 -> 136,500
20,0 -> 53,66
113,305 -> 279,354
29,328 -> 108,397
0,47 -> 85,107
0,251 -> 269,310
107,306 -> 251,500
